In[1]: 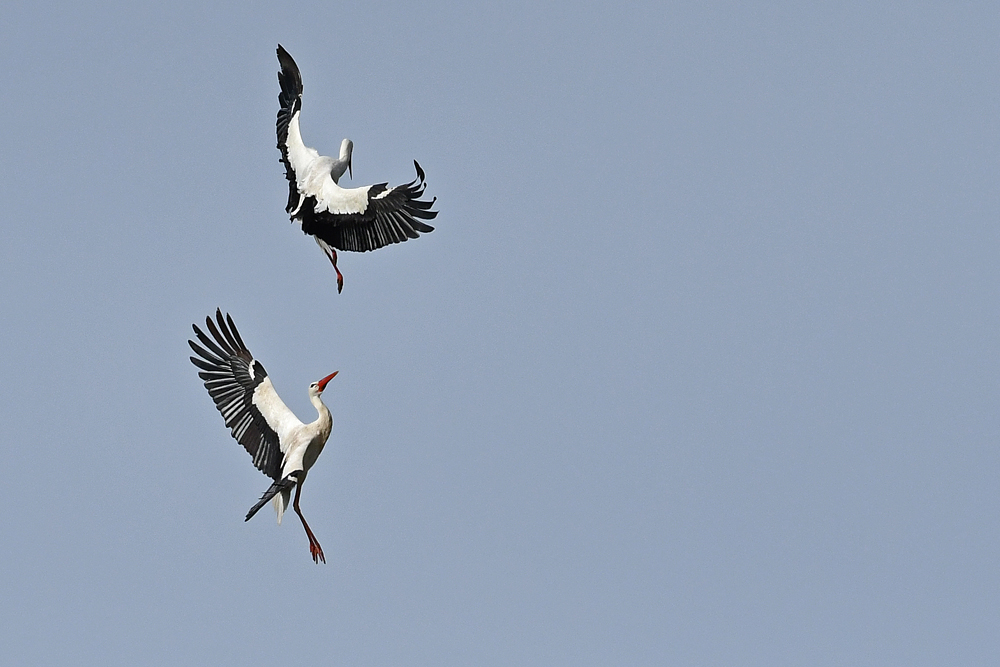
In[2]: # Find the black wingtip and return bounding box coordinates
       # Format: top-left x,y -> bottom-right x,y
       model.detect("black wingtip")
276,45 -> 297,70
413,160 -> 426,182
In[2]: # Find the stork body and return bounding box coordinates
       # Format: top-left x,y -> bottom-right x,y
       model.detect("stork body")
189,309 -> 337,563
276,44 -> 438,292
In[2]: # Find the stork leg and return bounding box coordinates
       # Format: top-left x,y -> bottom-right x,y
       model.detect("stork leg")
325,247 -> 344,294
293,479 -> 326,564
316,239 -> 345,293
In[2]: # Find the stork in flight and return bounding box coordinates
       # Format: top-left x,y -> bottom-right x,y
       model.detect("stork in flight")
189,309 -> 337,563
276,44 -> 438,293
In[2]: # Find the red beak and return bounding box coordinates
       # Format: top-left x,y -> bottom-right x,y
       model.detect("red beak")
317,371 -> 339,392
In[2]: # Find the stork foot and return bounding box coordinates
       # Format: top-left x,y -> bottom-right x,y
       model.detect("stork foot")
309,537 -> 326,564
336,271 -> 344,294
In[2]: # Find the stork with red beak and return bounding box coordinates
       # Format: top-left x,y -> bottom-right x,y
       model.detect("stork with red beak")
276,44 -> 438,293
189,309 -> 337,563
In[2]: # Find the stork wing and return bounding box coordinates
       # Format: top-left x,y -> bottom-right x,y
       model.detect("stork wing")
189,309 -> 298,480
276,44 -> 319,215
301,160 -> 438,253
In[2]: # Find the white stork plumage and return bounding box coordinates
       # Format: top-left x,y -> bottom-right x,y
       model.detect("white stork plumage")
189,309 -> 337,564
276,44 -> 438,293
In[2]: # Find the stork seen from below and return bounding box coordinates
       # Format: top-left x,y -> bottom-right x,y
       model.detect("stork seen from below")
189,309 -> 337,564
276,44 -> 438,293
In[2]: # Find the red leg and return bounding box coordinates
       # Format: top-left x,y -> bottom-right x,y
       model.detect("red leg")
293,480 -> 325,564
325,247 -> 344,293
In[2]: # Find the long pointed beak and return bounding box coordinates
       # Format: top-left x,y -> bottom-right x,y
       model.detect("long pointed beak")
317,371 -> 339,392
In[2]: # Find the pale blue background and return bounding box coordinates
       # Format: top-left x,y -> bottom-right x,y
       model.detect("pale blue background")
1,2 -> 998,664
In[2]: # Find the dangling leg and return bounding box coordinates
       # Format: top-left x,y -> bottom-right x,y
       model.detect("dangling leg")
327,248 -> 344,294
317,241 -> 344,293
293,479 -> 326,564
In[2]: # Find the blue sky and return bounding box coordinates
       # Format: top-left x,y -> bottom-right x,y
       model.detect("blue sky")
1,2 -> 998,664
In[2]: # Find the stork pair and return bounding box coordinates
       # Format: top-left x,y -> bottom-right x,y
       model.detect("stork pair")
189,47 -> 438,563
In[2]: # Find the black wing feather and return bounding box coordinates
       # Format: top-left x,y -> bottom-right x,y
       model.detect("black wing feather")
189,309 -> 283,480
276,44 -> 304,215
301,160 -> 438,253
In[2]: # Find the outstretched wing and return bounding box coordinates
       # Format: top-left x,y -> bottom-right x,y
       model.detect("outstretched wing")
301,160 -> 438,253
276,44 -> 319,215
188,309 -> 298,480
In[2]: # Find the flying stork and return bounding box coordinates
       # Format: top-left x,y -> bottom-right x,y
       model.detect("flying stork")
276,44 -> 438,293
189,309 -> 337,564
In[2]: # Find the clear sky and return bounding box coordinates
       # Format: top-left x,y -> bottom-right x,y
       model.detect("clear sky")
1,1 -> 998,664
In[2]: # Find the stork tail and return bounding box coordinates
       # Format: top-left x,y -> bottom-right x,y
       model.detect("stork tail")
274,487 -> 291,525
245,474 -> 298,522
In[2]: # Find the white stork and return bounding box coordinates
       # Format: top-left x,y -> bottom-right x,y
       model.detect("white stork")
189,309 -> 337,564
276,44 -> 438,293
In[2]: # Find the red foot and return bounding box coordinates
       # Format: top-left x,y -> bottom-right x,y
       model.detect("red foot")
309,538 -> 326,564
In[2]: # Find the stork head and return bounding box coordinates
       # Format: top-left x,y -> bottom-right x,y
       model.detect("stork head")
340,138 -> 353,180
308,371 -> 338,398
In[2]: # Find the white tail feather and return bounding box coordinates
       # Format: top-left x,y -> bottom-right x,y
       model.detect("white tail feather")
273,488 -> 291,525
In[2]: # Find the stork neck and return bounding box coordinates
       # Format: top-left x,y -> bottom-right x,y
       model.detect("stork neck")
310,393 -> 332,429
328,138 -> 353,184
328,156 -> 349,184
